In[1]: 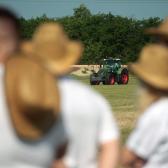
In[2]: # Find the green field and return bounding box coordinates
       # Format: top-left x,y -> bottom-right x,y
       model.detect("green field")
72,75 -> 139,143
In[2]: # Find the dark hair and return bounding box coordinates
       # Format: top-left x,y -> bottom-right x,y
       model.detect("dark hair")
0,7 -> 20,38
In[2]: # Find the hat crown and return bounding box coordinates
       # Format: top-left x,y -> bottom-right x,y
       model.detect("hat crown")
22,22 -> 83,76
146,18 -> 168,36
139,44 -> 168,76
33,23 -> 68,59
130,44 -> 168,90
33,23 -> 66,43
159,18 -> 168,33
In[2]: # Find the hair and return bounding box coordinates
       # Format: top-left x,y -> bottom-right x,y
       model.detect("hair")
0,7 -> 20,38
137,79 -> 168,113
140,80 -> 168,96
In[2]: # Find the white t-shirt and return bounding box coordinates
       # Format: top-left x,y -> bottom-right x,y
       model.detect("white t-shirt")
127,98 -> 168,168
0,64 -> 67,168
58,78 -> 119,168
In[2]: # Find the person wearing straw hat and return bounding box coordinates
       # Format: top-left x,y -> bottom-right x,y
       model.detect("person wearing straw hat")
22,22 -> 120,168
145,18 -> 168,47
0,54 -> 68,168
0,7 -> 68,168
122,44 -> 168,168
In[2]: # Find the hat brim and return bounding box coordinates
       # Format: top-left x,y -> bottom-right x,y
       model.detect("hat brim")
22,41 -> 83,76
129,63 -> 168,91
145,28 -> 168,38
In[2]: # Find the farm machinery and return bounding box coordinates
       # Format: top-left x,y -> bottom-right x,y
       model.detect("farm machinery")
90,58 -> 129,85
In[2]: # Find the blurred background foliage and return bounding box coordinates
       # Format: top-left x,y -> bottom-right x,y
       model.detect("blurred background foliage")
20,4 -> 162,64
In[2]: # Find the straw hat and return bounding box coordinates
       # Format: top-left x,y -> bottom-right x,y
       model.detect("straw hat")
145,18 -> 168,39
5,55 -> 60,140
22,22 -> 83,76
129,44 -> 168,91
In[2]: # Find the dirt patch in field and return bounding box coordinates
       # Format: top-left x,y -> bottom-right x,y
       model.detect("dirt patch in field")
70,65 -> 100,76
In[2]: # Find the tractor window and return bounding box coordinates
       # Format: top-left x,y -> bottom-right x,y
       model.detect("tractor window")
105,60 -> 114,65
114,60 -> 121,66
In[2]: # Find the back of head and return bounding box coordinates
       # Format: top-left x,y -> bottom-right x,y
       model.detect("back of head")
0,7 -> 20,38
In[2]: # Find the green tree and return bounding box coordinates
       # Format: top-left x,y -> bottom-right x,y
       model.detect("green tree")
19,5 -> 162,64
73,4 -> 91,18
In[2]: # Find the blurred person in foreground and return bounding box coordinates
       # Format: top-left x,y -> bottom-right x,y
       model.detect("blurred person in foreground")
0,7 -> 20,62
122,44 -> 168,168
0,7 -> 67,168
22,22 -> 120,168
145,18 -> 168,47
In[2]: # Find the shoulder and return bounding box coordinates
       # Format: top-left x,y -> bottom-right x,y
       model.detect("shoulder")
126,98 -> 168,158
58,77 -> 105,102
58,77 -> 90,92
139,98 -> 168,125
58,77 -> 111,115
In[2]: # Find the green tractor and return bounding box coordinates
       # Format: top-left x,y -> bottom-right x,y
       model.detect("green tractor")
90,58 -> 129,85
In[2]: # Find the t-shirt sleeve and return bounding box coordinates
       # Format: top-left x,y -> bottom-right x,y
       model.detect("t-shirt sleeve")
98,96 -> 119,144
126,108 -> 166,159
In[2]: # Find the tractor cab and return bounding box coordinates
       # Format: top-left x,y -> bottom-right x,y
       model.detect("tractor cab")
100,58 -> 121,72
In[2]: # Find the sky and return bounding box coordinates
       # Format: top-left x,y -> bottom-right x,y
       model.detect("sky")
0,0 -> 168,20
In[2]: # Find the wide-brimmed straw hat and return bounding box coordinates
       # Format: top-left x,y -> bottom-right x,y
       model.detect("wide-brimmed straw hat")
145,18 -> 168,39
22,22 -> 83,76
5,55 -> 60,140
129,44 -> 168,91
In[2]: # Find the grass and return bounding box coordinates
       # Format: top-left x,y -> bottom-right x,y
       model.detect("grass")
70,75 -> 140,143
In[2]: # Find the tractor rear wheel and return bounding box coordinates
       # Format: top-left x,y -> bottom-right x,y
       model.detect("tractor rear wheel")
118,69 -> 129,84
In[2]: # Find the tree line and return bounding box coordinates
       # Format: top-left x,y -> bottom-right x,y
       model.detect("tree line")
20,4 -> 162,64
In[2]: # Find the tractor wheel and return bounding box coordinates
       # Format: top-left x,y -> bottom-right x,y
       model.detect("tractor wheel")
109,74 -> 115,85
95,81 -> 100,85
90,80 -> 100,85
90,81 -> 100,85
118,69 -> 129,84
90,73 -> 98,85
90,81 -> 96,85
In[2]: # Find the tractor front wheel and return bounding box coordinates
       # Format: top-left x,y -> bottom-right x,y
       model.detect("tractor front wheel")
109,74 -> 115,85
105,74 -> 115,85
90,81 -> 100,85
